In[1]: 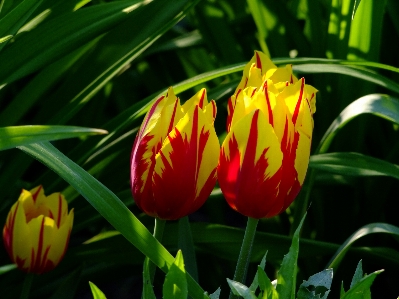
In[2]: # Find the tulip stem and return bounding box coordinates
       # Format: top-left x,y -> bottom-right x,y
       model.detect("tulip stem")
229,217 -> 259,299
20,273 -> 34,299
147,217 -> 166,283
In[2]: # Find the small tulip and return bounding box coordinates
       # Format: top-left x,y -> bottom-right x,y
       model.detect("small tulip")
218,51 -> 317,218
3,186 -> 74,274
131,87 -> 220,220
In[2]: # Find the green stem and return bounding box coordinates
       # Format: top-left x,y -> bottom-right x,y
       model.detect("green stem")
147,217 -> 166,282
229,217 -> 259,299
178,216 -> 198,281
20,273 -> 34,299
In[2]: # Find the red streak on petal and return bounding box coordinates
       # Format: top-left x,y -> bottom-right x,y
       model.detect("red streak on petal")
152,106 -> 216,219
3,201 -> 20,263
255,52 -> 262,69
167,98 -> 179,134
30,217 -> 45,272
218,111 -> 282,218
32,185 -> 42,203
131,134 -> 158,216
57,194 -> 62,228
243,78 -> 248,89
266,118 -> 301,217
263,81 -> 274,126
198,89 -> 206,109
292,78 -> 305,125
211,100 -> 216,120
250,88 -> 257,97
227,97 -> 234,132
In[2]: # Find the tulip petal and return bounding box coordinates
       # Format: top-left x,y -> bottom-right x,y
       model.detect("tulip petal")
131,88 -> 183,213
152,105 -> 219,220
48,209 -> 73,267
218,109 -> 283,218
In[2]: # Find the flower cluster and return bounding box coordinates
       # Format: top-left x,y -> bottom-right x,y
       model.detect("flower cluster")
131,51 -> 316,219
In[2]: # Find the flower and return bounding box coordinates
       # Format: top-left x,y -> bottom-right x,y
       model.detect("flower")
130,87 -> 220,220
218,51 -> 317,218
3,186 -> 74,274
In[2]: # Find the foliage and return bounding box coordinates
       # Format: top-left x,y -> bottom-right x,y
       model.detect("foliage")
0,0 -> 398,298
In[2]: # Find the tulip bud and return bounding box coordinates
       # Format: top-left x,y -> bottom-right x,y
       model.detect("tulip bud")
218,51 -> 317,218
131,87 -> 220,220
3,186 -> 74,274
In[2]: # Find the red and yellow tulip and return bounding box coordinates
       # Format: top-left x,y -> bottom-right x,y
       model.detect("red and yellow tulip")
218,51 -> 317,218
3,186 -> 74,274
130,87 -> 219,220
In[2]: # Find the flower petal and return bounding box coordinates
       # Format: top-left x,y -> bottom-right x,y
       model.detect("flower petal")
151,104 -> 219,220
218,109 -> 283,218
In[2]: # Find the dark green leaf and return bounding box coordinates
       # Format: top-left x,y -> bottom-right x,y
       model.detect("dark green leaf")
309,152 -> 399,179
0,0 -> 43,51
328,223 -> 399,269
316,94 -> 399,154
0,125 -> 107,151
341,269 -> 383,299
49,267 -> 82,299
0,0 -> 146,85
350,261 -> 363,289
276,213 -> 306,299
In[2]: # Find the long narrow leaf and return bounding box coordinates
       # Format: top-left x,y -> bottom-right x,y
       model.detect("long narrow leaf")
0,0 -> 43,51
0,0 -> 147,85
309,152 -> 399,180
17,142 -> 207,299
316,94 -> 399,154
328,223 -> 399,269
0,125 -> 107,151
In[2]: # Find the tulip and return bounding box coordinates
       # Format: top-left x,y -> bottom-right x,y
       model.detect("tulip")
218,51 -> 317,219
3,186 -> 74,274
131,87 -> 220,220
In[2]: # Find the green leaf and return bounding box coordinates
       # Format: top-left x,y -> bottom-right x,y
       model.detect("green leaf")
292,65 -> 399,95
209,288 -> 221,299
257,266 -> 277,299
227,279 -> 258,299
17,142 -> 206,299
142,258 -> 157,299
328,223 -> 399,269
0,0 -> 43,51
163,250 -> 188,299
297,269 -> 333,299
316,94 -> 399,154
49,267 -> 82,299
0,0 -> 147,85
350,261 -> 363,289
0,264 -> 16,275
352,0 -> 361,19
178,216 -> 198,281
309,152 -> 399,180
0,125 -> 107,151
43,0 -> 199,126
341,269 -> 383,299
89,281 -> 107,299
276,213 -> 307,299
249,252 -> 267,292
